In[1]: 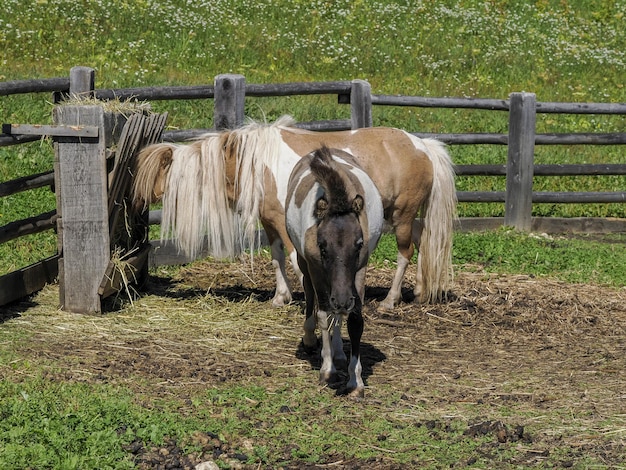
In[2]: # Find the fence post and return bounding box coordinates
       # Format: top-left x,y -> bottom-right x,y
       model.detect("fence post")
505,92 -> 536,231
214,74 -> 246,130
54,104 -> 109,313
69,66 -> 95,99
350,79 -> 372,129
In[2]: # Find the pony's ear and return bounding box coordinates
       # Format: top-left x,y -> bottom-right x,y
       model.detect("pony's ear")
160,147 -> 173,170
315,197 -> 329,219
352,195 -> 364,214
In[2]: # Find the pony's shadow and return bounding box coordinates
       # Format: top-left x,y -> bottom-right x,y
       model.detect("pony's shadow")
144,274 -> 385,395
295,336 -> 387,397
365,285 -> 416,304
144,274 -> 305,303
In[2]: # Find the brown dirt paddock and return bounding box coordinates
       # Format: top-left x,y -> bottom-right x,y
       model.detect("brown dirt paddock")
2,256 -> 625,468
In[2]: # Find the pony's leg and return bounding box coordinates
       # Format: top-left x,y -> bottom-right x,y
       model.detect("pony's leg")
379,253 -> 410,310
317,309 -> 337,384
301,271 -> 318,351
379,223 -> 414,310
331,316 -> 347,368
288,248 -> 304,288
298,256 -> 318,352
346,307 -> 364,398
269,238 -> 292,307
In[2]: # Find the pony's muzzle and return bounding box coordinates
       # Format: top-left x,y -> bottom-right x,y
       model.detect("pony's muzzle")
330,295 -> 356,314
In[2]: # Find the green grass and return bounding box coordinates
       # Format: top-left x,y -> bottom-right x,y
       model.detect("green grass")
370,231 -> 626,287
0,375 -> 553,469
0,379 -> 208,469
1,1 -> 625,272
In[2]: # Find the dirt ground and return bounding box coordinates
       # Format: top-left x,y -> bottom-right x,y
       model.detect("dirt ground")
4,257 -> 626,468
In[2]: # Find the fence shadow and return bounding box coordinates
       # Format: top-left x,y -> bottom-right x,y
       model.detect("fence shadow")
0,299 -> 38,324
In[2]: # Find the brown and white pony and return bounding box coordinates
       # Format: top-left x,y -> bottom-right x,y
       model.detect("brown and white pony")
133,116 -> 457,309
286,146 -> 384,397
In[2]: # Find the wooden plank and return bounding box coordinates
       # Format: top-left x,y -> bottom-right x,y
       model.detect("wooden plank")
533,192 -> 626,204
98,245 -> 150,298
458,191 -> 626,204
536,101 -> 626,115
456,163 -> 626,177
104,112 -> 168,296
0,77 -> 69,96
95,85 -> 215,101
2,124 -> 98,138
372,94 -> 510,111
457,191 -> 506,203
148,230 -> 270,268
0,256 -> 59,307
0,210 -> 57,244
245,80 -> 352,96
530,217 -> 626,233
454,217 -> 626,234
0,171 -> 54,197
54,105 -> 109,313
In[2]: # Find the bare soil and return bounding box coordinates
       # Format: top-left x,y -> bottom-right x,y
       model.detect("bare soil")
3,257 -> 625,469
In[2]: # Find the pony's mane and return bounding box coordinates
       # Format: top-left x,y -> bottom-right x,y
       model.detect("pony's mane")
310,146 -> 354,215
160,116 -> 292,259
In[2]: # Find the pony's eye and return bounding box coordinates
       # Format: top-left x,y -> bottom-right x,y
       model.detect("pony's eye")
355,238 -> 364,250
318,241 -> 327,258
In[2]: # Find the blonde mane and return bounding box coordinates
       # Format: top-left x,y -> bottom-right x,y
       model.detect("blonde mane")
160,116 -> 294,260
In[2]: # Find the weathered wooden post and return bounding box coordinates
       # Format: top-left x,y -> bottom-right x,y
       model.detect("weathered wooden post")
69,66 -> 95,98
350,79 -> 373,129
505,92 -> 536,231
214,74 -> 246,130
54,67 -> 110,313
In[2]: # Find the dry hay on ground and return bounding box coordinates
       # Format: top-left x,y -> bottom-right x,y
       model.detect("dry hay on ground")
2,256 -> 625,468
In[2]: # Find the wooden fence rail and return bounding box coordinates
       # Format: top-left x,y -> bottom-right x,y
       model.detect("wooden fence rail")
1,66 -> 625,311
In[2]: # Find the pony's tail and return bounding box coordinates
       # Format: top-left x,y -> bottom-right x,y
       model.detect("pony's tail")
419,138 -> 458,302
132,143 -> 176,210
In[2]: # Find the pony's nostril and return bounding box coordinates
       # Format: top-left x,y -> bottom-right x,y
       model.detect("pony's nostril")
331,295 -> 355,312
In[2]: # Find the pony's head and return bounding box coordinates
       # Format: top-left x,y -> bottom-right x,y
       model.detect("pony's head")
311,147 -> 367,314
133,143 -> 175,209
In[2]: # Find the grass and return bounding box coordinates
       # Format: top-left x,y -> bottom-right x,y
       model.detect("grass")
369,230 -> 626,288
0,376 -> 499,468
1,1 -> 626,273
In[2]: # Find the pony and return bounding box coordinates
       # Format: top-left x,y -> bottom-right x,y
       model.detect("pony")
286,146 -> 384,397
132,116 -> 457,310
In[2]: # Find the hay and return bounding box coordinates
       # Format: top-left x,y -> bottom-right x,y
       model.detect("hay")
2,255 -> 625,462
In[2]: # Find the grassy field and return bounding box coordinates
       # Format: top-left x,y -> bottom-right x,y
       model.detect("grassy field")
1,1 -> 626,468
1,0 -> 626,271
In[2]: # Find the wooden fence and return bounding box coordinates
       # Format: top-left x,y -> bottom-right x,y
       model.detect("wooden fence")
1,66 -> 625,311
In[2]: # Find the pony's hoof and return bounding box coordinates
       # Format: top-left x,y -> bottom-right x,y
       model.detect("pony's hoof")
377,301 -> 396,313
271,295 -> 291,308
301,333 -> 318,354
319,370 -> 337,385
347,387 -> 365,399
